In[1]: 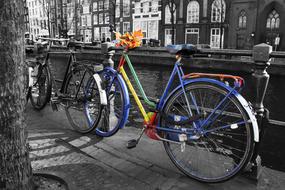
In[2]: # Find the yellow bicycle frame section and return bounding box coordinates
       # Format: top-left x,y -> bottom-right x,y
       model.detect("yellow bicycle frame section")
119,67 -> 150,123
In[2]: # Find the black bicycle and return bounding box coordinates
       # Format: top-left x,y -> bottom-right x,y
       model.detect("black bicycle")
27,41 -> 106,133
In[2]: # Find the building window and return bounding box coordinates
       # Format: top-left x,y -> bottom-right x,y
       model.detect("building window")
94,27 -> 100,41
93,14 -> 98,25
210,28 -> 223,48
187,1 -> 199,23
211,0 -> 226,23
99,13 -> 103,24
134,2 -> 140,14
81,16 -> 87,26
83,5 -> 90,14
84,29 -> 92,43
165,29 -> 176,46
185,28 -> 199,44
133,20 -> 159,39
99,1 -> 103,11
123,0 -> 130,17
238,10 -> 247,29
87,15 -> 92,26
266,10 -> 280,29
142,1 -> 149,13
123,22 -> 130,33
116,0 -> 120,18
105,12 -> 109,24
165,4 -> 176,24
101,26 -> 111,41
148,20 -> 158,39
93,2 -> 97,11
104,0 -> 109,10
152,0 -> 159,13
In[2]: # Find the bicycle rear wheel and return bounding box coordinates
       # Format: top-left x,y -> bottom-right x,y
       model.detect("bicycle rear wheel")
160,82 -> 254,183
95,67 -> 129,137
64,66 -> 102,133
29,63 -> 52,110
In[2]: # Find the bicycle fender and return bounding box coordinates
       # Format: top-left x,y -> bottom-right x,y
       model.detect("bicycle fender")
117,73 -> 131,129
101,67 -> 130,129
93,73 -> 108,106
164,78 -> 259,142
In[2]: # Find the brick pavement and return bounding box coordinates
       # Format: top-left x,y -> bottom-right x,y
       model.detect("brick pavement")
26,104 -> 285,190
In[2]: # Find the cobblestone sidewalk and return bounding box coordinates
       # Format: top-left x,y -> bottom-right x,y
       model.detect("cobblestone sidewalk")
27,105 -> 285,190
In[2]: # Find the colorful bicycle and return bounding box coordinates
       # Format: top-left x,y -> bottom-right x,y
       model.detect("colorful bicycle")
85,30 -> 259,183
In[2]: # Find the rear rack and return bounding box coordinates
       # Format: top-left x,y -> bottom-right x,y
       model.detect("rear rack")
183,73 -> 245,88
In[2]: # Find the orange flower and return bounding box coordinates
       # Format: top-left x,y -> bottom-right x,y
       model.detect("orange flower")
115,30 -> 144,49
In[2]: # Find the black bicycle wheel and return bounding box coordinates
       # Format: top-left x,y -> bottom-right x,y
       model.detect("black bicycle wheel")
64,66 -> 102,133
160,82 -> 254,183
29,63 -> 52,110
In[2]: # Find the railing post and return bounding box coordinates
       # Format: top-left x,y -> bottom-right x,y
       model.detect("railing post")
101,42 -> 115,68
100,42 -> 115,130
247,43 -> 272,180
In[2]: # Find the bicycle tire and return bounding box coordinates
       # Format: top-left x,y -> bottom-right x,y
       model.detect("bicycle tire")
160,81 -> 254,183
29,63 -> 52,110
95,67 -> 130,137
64,66 -> 102,133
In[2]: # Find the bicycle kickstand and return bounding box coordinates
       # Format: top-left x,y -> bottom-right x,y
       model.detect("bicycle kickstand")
126,126 -> 146,149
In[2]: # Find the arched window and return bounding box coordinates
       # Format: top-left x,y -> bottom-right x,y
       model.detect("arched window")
211,0 -> 226,23
266,10 -> 280,29
187,1 -> 199,23
238,10 -> 247,28
165,4 -> 176,24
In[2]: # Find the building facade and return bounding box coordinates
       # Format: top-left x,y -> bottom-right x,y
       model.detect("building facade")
161,0 -> 231,48
132,0 -> 161,41
26,0 -> 285,50
91,0 -> 112,43
27,0 -> 49,40
79,0 -> 92,42
228,0 -> 285,50
255,0 -> 284,50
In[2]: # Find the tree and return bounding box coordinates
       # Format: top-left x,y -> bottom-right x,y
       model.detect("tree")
163,0 -> 177,45
109,0 -> 118,39
0,1 -> 33,189
109,0 -> 130,38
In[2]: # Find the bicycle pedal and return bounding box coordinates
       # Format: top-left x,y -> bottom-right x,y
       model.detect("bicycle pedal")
126,139 -> 137,149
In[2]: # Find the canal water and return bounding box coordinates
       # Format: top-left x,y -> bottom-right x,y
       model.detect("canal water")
50,56 -> 285,172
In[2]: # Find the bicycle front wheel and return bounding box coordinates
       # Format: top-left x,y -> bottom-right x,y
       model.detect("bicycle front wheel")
29,63 -> 52,110
160,82 -> 254,183
64,66 -> 102,133
95,67 -> 129,137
